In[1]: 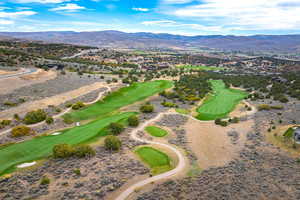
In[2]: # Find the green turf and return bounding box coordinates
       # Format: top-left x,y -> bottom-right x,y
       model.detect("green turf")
196,80 -> 248,120
135,146 -> 172,175
64,80 -> 173,122
145,126 -> 168,137
283,127 -> 295,138
177,65 -> 225,71
0,112 -> 135,175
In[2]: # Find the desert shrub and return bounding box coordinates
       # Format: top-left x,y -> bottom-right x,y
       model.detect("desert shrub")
40,176 -> 50,185
73,144 -> 95,158
247,107 -> 252,111
109,123 -> 124,135
161,101 -> 177,108
1,120 -> 11,126
73,168 -> 81,175
45,117 -> 54,124
231,117 -> 239,123
52,144 -> 74,158
214,118 -> 222,125
220,121 -> 228,127
257,104 -> 271,111
140,103 -> 154,113
13,114 -> 20,121
63,117 -> 73,124
11,126 -> 34,137
55,108 -> 61,113
72,101 -> 85,110
270,105 -> 284,110
23,109 -> 47,125
4,101 -> 17,107
128,115 -> 139,127
65,103 -> 73,108
104,135 -> 122,151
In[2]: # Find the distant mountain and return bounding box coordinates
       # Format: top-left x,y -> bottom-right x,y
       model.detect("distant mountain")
0,31 -> 300,53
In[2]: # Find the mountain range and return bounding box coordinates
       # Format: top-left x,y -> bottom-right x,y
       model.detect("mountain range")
0,31 -> 300,53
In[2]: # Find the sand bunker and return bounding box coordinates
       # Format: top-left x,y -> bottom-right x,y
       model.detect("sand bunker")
17,161 -> 37,168
51,132 -> 62,136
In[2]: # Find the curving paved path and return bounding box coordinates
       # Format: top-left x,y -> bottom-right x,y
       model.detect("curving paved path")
0,85 -> 112,136
115,111 -> 187,200
116,100 -> 257,200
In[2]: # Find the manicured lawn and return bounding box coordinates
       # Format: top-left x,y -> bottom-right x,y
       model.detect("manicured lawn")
64,80 -> 173,122
135,146 -> 172,175
0,112 -> 135,175
145,126 -> 168,137
197,80 -> 248,120
283,127 -> 295,138
177,65 -> 225,71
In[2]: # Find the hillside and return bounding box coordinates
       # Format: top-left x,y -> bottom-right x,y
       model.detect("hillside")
0,31 -> 300,53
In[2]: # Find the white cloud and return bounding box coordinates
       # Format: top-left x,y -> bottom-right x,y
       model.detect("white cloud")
162,0 -> 194,4
0,19 -> 14,25
50,3 -> 86,12
163,0 -> 300,31
14,0 -> 69,3
132,7 -> 149,12
142,20 -> 222,32
0,11 -> 37,18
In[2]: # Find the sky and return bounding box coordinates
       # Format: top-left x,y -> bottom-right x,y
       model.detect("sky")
0,0 -> 300,35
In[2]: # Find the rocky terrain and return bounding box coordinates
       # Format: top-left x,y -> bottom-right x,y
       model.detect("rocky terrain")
135,100 -> 300,200
0,72 -> 106,111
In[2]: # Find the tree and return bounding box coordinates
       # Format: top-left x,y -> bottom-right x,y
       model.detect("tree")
104,135 -> 121,151
109,123 -> 124,135
52,144 -> 74,158
140,102 -> 154,113
23,109 -> 47,125
11,125 -> 34,137
128,115 -> 139,127
46,117 -> 54,124
73,144 -> 95,158
71,101 -> 85,110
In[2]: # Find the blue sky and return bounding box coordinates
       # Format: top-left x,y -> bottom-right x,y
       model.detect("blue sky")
0,0 -> 300,35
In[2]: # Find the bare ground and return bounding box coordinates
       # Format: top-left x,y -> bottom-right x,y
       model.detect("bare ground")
0,82 -> 108,120
185,118 -> 254,169
0,69 -> 57,94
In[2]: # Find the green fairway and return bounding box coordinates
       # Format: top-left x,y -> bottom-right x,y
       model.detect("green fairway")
177,65 -> 225,71
64,80 -> 173,122
197,80 -> 248,120
145,126 -> 168,137
135,146 -> 172,175
0,112 -> 135,175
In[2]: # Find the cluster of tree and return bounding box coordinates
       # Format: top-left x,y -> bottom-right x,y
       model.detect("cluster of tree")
52,144 -> 95,158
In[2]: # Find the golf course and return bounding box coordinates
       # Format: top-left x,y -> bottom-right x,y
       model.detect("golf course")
135,146 -> 172,175
145,126 -> 168,137
64,80 -> 173,121
197,80 -> 248,120
0,80 -> 173,175
177,65 -> 225,71
0,112 -> 136,175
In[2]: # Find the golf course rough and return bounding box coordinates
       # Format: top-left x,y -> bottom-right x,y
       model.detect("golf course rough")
145,126 -> 168,137
0,112 -> 136,175
197,80 -> 248,120
135,146 -> 172,175
64,80 -> 173,122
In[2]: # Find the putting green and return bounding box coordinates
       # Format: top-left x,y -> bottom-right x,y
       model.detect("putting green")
64,80 -> 173,122
135,146 -> 172,175
197,80 -> 248,120
0,112 -> 135,175
177,65 -> 225,71
145,126 -> 168,137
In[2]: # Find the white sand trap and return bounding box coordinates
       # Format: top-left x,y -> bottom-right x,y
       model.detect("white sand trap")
52,132 -> 61,136
17,161 -> 36,168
